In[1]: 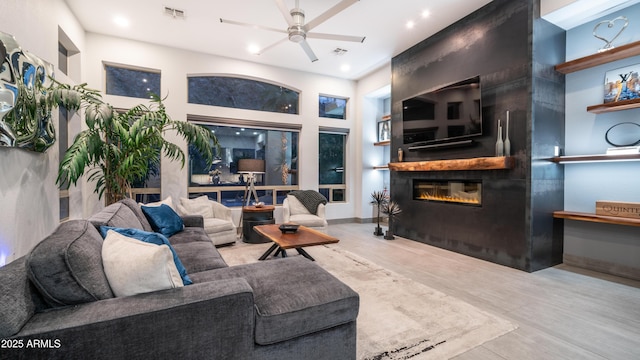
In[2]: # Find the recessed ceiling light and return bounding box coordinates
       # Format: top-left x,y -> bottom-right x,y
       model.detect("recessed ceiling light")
340,64 -> 351,72
422,10 -> 431,18
247,44 -> 260,55
406,20 -> 415,29
113,16 -> 130,28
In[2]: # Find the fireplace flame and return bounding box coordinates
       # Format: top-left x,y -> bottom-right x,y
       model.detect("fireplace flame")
417,191 -> 480,204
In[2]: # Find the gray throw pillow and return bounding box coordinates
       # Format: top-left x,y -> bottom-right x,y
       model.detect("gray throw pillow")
27,220 -> 114,307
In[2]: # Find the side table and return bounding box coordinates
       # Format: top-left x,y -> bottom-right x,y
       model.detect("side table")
242,205 -> 275,243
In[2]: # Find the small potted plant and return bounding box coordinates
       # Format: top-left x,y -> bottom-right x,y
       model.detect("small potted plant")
370,190 -> 388,236
383,201 -> 402,240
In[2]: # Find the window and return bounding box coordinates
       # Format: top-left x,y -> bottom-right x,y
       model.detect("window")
319,131 -> 347,202
187,121 -> 300,207
105,63 -> 161,99
319,95 -> 348,119
188,75 -> 299,114
130,154 -> 162,204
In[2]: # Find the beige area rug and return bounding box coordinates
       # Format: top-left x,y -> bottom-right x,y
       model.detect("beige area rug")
218,242 -> 517,360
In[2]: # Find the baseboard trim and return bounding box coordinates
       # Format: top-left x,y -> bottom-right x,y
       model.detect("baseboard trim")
563,254 -> 640,281
328,218 -> 387,225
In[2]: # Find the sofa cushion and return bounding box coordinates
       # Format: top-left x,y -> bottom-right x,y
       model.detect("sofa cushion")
189,257 -> 359,345
171,242 -> 228,273
287,195 -> 311,215
142,204 -> 184,237
99,227 -> 192,285
204,217 -> 235,234
89,201 -> 145,230
120,198 -> 154,232
27,220 -> 115,307
290,214 -> 328,227
140,195 -> 176,211
0,257 -> 37,338
167,226 -> 212,245
178,196 -> 213,217
102,230 -> 184,297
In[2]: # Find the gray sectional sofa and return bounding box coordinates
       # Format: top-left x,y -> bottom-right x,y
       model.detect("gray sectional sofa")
0,198 -> 359,360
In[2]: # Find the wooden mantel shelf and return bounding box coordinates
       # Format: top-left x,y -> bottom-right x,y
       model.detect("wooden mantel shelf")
553,210 -> 640,227
388,156 -> 515,172
555,40 -> 640,74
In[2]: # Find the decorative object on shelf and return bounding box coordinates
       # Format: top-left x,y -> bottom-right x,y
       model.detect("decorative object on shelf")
604,63 -> 640,103
397,147 -> 403,162
382,201 -> 402,240
504,111 -> 511,156
593,16 -> 628,52
605,121 -> 640,147
370,190 -> 388,236
495,119 -> 504,156
0,31 -> 56,152
378,119 -> 390,142
596,200 -> 640,220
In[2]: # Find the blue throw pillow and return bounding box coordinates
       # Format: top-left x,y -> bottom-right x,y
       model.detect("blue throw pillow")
99,226 -> 192,286
141,204 -> 184,238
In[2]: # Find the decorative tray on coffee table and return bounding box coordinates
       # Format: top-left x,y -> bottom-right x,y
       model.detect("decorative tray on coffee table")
279,224 -> 300,233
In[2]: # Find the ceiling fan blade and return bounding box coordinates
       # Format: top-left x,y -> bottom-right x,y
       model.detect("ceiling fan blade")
307,32 -> 365,43
219,18 -> 287,34
256,37 -> 289,55
304,0 -> 359,31
299,40 -> 319,62
274,0 -> 295,27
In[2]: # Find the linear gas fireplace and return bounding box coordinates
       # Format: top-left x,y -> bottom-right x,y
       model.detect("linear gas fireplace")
413,179 -> 482,206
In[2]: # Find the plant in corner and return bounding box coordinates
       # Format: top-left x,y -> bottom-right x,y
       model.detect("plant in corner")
49,79 -> 217,205
382,201 -> 402,240
370,190 -> 388,236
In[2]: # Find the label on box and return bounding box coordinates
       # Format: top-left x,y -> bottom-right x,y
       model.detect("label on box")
596,201 -> 640,219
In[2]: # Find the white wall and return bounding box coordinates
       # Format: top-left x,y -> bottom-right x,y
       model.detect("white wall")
354,64 -> 391,221
82,32 -> 360,221
0,0 -> 85,265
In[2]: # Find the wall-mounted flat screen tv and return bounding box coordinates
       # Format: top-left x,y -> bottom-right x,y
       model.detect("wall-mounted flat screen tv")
402,76 -> 482,147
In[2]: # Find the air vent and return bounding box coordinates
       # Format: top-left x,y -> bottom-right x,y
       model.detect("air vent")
164,6 -> 185,19
333,48 -> 348,56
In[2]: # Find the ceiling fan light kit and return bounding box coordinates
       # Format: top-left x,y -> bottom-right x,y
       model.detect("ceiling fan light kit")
220,0 -> 364,62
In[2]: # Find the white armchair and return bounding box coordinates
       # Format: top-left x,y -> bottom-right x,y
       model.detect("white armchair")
282,194 -> 328,233
177,196 -> 237,246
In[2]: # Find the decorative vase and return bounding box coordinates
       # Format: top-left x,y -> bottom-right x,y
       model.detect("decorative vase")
495,120 -> 504,157
384,218 -> 395,240
397,148 -> 403,162
504,111 -> 511,157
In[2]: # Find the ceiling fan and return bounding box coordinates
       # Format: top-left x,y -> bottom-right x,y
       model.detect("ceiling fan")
220,0 -> 365,62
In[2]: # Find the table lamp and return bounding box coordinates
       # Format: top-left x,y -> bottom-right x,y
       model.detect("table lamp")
238,159 -> 265,207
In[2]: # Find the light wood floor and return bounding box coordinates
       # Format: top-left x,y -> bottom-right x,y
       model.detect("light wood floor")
325,223 -> 640,360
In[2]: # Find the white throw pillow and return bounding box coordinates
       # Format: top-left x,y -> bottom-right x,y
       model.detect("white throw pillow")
102,230 -> 184,297
140,196 -> 176,211
179,196 -> 214,219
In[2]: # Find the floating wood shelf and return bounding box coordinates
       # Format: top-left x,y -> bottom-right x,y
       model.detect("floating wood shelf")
374,140 -> 390,146
388,156 -> 515,172
555,40 -> 640,74
381,114 -> 391,121
373,165 -> 389,170
586,98 -> 640,114
553,211 -> 640,227
551,154 -> 640,163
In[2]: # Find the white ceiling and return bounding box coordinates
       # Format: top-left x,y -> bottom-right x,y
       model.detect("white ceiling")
63,0 -> 492,80
63,0 -> 638,81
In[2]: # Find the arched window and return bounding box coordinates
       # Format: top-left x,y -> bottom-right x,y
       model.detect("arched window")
187,75 -> 299,114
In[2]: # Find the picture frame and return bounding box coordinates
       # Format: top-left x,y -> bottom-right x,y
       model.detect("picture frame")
378,119 -> 391,142
604,63 -> 640,103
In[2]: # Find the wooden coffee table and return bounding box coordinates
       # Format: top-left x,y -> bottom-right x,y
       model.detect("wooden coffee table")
253,224 -> 339,261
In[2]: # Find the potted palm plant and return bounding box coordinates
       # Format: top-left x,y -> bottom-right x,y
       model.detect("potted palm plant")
370,190 -> 388,236
383,201 -> 402,240
49,80 -> 217,205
